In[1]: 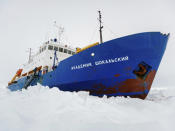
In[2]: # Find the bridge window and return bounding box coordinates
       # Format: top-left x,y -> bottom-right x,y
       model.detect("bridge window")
54,46 -> 58,51
64,49 -> 67,53
68,50 -> 71,54
59,47 -> 63,52
44,46 -> 46,50
48,45 -> 53,50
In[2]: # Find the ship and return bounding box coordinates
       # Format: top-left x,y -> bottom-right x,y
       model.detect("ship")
7,11 -> 169,99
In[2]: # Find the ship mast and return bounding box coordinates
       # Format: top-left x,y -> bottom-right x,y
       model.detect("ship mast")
98,10 -> 103,44
54,21 -> 64,44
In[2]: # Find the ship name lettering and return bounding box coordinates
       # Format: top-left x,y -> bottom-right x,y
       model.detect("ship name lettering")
95,56 -> 129,66
71,56 -> 129,70
71,63 -> 92,70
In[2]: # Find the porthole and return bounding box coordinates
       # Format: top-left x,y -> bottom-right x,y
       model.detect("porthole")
91,53 -> 95,56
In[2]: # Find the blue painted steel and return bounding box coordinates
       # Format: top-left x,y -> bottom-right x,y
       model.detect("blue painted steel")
7,32 -> 169,98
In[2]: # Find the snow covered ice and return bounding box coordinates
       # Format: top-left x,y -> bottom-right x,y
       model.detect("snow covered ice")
0,84 -> 175,131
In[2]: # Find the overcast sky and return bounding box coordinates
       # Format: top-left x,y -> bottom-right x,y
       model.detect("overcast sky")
0,0 -> 175,86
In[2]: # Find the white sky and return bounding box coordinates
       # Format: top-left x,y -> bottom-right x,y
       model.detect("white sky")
0,0 -> 175,86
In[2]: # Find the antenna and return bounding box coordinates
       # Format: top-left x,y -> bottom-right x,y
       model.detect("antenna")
98,10 -> 103,44
27,48 -> 32,63
54,21 -> 64,44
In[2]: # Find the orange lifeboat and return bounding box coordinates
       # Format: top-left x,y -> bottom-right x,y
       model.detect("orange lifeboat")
8,69 -> 23,85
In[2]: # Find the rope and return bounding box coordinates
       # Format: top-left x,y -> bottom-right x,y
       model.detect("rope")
103,22 -> 117,38
89,26 -> 98,43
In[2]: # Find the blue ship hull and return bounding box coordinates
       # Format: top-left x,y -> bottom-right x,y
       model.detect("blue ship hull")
8,32 -> 169,99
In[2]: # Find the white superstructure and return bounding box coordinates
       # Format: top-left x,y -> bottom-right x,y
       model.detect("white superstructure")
22,38 -> 76,73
